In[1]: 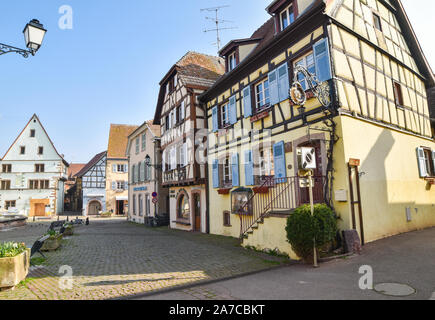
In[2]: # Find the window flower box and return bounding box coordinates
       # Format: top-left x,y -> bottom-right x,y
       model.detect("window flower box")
253,186 -> 270,194
218,188 -> 232,195
0,245 -> 30,291
425,177 -> 435,185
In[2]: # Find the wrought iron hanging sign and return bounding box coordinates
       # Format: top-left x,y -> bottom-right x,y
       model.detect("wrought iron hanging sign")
289,65 -> 331,108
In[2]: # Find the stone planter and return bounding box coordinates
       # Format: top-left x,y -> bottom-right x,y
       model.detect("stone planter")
0,249 -> 30,291
63,227 -> 74,236
41,235 -> 63,252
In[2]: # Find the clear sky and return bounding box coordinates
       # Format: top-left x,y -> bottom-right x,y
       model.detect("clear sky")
0,0 -> 433,164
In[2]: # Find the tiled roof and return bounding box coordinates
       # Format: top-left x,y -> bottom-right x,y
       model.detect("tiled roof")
75,151 -> 107,178
176,51 -> 225,84
107,124 -> 139,159
68,163 -> 86,179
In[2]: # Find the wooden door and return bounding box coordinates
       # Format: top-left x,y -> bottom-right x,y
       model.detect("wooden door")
348,164 -> 365,245
194,194 -> 201,232
35,204 -> 46,216
299,141 -> 324,205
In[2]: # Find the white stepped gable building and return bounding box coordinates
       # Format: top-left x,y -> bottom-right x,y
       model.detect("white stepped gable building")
0,114 -> 69,216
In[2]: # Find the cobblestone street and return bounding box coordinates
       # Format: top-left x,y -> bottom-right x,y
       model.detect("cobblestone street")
0,218 -> 286,300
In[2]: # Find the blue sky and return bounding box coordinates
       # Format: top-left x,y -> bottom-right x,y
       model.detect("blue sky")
0,0 -> 433,164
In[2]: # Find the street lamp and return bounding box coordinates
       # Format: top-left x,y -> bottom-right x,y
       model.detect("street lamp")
0,19 -> 47,58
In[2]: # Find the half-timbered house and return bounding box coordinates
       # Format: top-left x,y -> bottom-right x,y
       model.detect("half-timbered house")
153,51 -> 225,233
75,151 -> 107,216
200,0 -> 435,258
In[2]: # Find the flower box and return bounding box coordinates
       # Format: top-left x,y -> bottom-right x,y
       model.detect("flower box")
253,186 -> 270,194
41,235 -> 63,252
63,227 -> 74,236
218,188 -> 232,195
0,249 -> 30,291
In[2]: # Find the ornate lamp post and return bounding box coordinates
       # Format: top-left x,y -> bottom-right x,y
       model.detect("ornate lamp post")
0,19 -> 47,58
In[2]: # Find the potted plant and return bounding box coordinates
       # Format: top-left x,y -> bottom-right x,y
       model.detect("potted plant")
41,230 -> 63,252
63,223 -> 74,236
0,242 -> 30,291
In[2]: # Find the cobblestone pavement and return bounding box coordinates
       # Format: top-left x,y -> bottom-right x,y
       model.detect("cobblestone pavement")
0,218 -> 286,300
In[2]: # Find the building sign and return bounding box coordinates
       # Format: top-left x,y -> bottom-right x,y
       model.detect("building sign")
250,110 -> 270,123
134,187 -> 148,192
349,158 -> 361,167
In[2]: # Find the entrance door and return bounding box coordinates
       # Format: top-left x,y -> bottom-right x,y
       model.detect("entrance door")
88,201 -> 101,215
298,140 -> 324,205
35,204 -> 46,216
117,200 -> 125,215
193,193 -> 201,232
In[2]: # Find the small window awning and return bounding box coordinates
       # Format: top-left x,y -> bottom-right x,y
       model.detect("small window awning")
116,196 -> 128,201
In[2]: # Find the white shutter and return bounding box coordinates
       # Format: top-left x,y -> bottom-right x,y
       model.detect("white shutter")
183,143 -> 188,167
416,147 -> 428,178
181,101 -> 185,120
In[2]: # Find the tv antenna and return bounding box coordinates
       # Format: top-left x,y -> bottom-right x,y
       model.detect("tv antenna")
201,5 -> 237,52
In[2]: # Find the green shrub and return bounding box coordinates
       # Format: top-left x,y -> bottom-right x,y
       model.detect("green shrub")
285,204 -> 337,262
0,242 -> 27,258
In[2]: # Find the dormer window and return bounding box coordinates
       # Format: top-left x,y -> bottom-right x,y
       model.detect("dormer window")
280,4 -> 295,31
228,52 -> 237,71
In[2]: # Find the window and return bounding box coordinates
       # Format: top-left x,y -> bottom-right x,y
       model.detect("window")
133,195 -> 136,215
2,164 -> 12,173
228,52 -> 237,71
393,82 -> 404,108
141,133 -> 146,151
258,148 -> 275,178
131,165 -> 136,183
165,115 -> 170,131
29,180 -> 50,190
295,52 -> 316,90
30,129 -> 35,137
280,4 -> 295,31
223,156 -> 232,186
38,147 -> 44,155
1,180 -> 11,190
117,164 -> 127,173
35,164 -> 45,173
423,149 -> 435,177
20,146 -> 25,155
221,103 -> 230,127
117,181 -> 126,190
138,194 -> 143,216
177,193 -> 190,220
373,13 -> 382,31
255,78 -> 270,111
223,211 -> 231,227
5,201 -> 16,210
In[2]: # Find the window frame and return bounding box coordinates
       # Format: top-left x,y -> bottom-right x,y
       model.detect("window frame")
279,4 -> 295,31
373,12 -> 382,32
228,52 -> 237,72
35,164 -> 45,173
423,148 -> 435,177
223,156 -> 232,187
2,164 -> 12,173
141,133 -> 146,151
254,77 -> 270,112
393,81 -> 404,108
1,180 -> 11,190
258,148 -> 275,179
38,146 -> 44,155
223,211 -> 231,227
20,146 -> 25,155
30,129 -> 35,137
5,200 -> 16,210
220,102 -> 231,128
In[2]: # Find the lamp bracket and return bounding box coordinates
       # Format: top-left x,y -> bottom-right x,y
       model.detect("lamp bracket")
0,43 -> 33,58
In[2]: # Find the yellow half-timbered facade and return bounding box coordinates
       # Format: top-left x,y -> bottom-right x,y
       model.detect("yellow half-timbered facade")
200,0 -> 435,259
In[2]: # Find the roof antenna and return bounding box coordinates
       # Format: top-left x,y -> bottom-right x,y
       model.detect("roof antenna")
201,5 -> 237,52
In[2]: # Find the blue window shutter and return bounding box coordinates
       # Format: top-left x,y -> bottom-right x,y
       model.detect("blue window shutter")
244,150 -> 254,186
243,87 -> 252,118
273,141 -> 287,179
212,106 -> 218,132
212,159 -> 220,188
277,62 -> 289,102
112,181 -> 116,190
416,147 -> 428,177
125,164 -> 128,173
268,69 -> 279,105
112,164 -> 117,173
314,38 -> 332,82
124,181 -> 128,190
229,95 -> 237,124
232,153 -> 240,187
